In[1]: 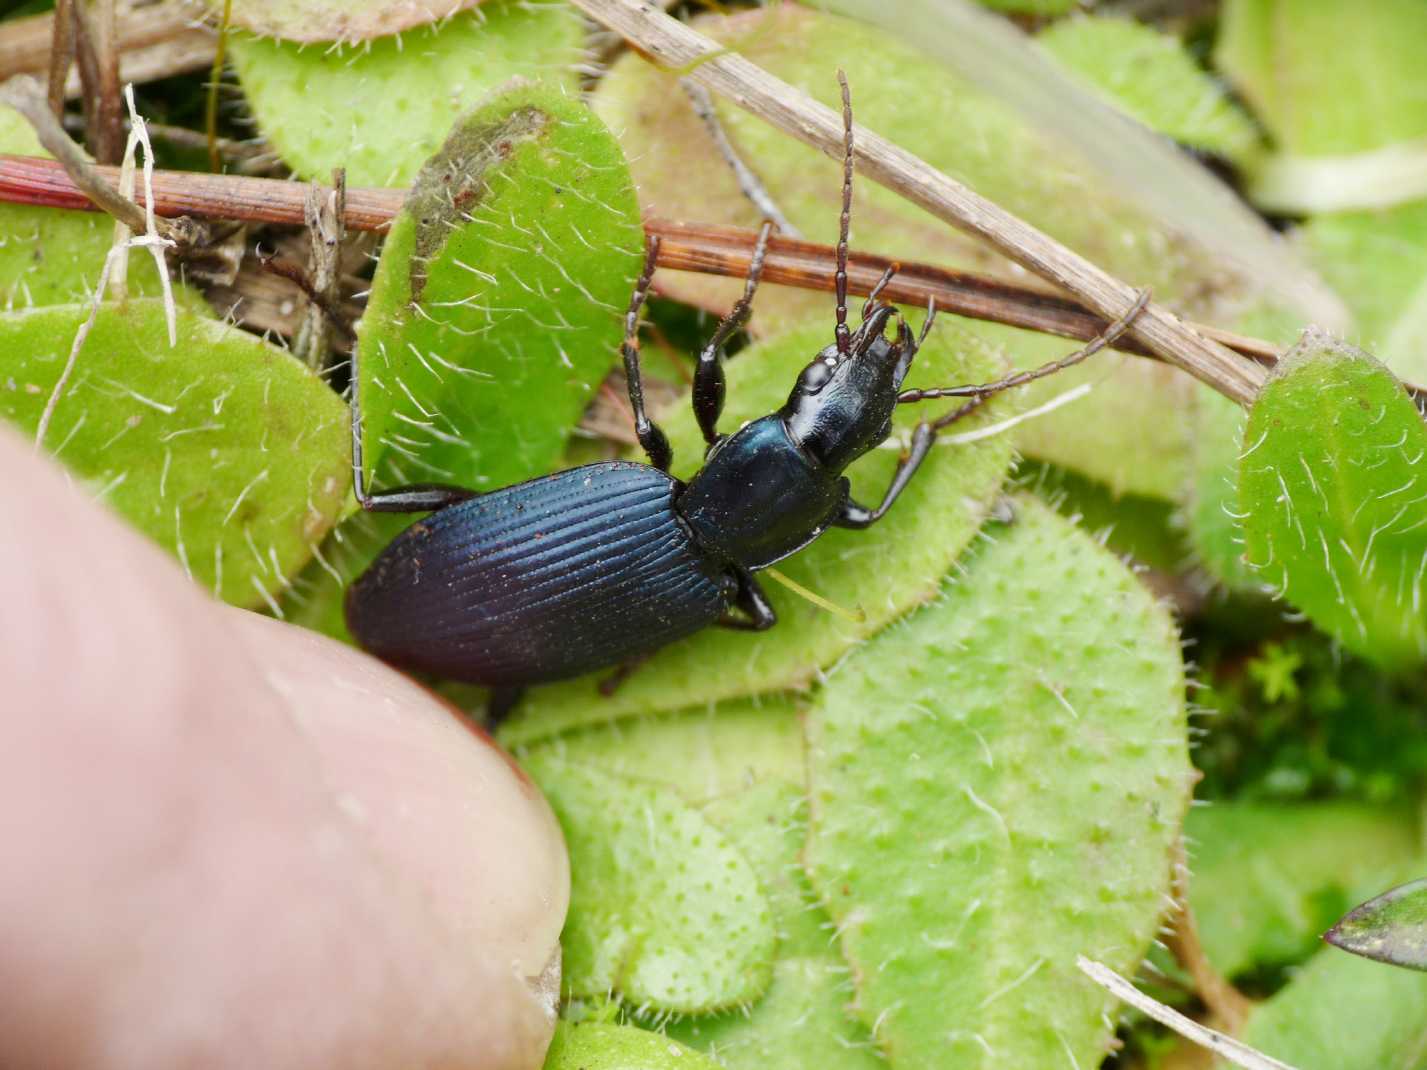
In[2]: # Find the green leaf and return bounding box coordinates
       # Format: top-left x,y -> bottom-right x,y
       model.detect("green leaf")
1240,332 -> 1427,665
523,756 -> 775,1013
193,0 -> 481,42
1218,0 -> 1427,156
1023,462 -> 1188,574
498,316 -> 1015,745
0,106 -> 169,308
977,0 -> 1074,13
1038,16 -> 1262,164
1327,878 -> 1427,971
1186,802 -> 1422,978
282,81 -> 643,637
698,782 -> 826,961
668,958 -> 882,1070
0,300 -> 350,608
351,82 -> 642,493
667,782 -> 884,1070
518,696 -> 805,804
537,717 -> 883,1068
228,0 -> 585,187
543,1022 -> 724,1070
1303,200 -> 1427,385
1218,0 -> 1427,211
355,80 -> 642,492
804,495 -> 1190,1070
1240,947 -> 1427,1070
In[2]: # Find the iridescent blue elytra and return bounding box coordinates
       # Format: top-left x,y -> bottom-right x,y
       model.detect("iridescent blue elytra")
347,462 -> 731,686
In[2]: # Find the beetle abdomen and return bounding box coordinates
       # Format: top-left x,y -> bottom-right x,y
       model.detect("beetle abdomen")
346,461 -> 731,686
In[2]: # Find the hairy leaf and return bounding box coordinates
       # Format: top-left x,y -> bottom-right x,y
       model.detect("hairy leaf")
518,696 -> 805,803
356,81 -> 641,491
543,1022 -> 724,1070
228,0 -> 584,187
1327,878 -> 1427,972
193,0 -> 482,43
1240,332 -> 1427,665
499,316 -> 1014,744
524,756 -> 775,1013
804,496 -> 1190,1069
0,300 -> 350,609
665,782 -> 883,1070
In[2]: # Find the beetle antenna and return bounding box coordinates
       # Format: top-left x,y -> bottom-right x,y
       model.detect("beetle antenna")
834,69 -> 853,356
899,289 -> 1152,426
916,296 -> 938,349
861,262 -> 899,322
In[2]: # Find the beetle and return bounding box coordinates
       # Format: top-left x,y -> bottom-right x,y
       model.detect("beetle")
344,73 -> 1149,711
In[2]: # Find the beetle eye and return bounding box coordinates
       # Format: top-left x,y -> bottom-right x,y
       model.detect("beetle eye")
798,361 -> 834,393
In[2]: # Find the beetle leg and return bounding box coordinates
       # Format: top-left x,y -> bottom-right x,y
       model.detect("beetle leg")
357,483 -> 478,513
694,220 -> 774,446
896,289 -> 1153,415
623,235 -> 674,471
487,686 -> 525,726
597,654 -> 653,697
717,569 -> 777,631
348,320 -> 479,513
835,420 -> 936,529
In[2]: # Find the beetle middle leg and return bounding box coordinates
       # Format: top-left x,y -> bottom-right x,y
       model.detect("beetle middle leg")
716,568 -> 777,631
839,289 -> 1152,530
693,220 -> 774,447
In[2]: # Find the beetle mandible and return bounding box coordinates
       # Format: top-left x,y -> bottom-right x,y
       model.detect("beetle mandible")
344,72 -> 1150,711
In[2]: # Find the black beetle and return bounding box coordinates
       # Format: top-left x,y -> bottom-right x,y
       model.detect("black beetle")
344,74 -> 1149,709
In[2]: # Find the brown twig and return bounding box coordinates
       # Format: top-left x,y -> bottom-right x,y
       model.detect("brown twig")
294,169 -> 349,364
1166,837 -> 1253,1032
92,0 -> 125,165
69,1 -> 108,160
0,153 -> 1299,377
46,0 -> 76,119
565,0 -> 1265,405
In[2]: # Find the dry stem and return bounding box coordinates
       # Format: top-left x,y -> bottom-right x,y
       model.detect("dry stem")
0,77 -> 202,246
1166,837 -> 1253,1031
0,2 -> 212,98
566,0 -> 1265,406
0,152 -> 1305,389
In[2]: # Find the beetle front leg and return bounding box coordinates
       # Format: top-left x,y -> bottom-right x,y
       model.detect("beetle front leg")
622,235 -> 674,472
717,569 -> 777,631
835,420 -> 936,529
694,221 -> 774,447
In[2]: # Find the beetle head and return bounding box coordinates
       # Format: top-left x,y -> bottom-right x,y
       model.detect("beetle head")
780,304 -> 917,473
